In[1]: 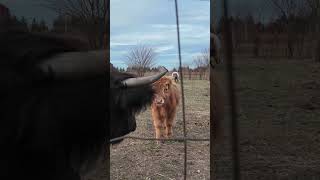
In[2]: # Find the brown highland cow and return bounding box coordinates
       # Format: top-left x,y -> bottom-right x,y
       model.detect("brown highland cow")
151,76 -> 180,143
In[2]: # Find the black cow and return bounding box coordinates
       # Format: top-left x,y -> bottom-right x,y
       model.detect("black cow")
0,30 -> 166,180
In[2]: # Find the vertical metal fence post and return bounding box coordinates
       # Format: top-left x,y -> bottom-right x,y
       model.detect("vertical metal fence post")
222,0 -> 241,180
173,0 -> 188,179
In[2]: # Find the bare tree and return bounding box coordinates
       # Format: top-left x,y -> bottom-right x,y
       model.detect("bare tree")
40,0 -> 107,49
268,0 -> 301,18
193,49 -> 210,67
193,48 -> 209,80
304,0 -> 319,17
180,64 -> 192,80
268,0 -> 304,58
267,0 -> 320,61
305,0 -> 320,62
125,45 -> 157,77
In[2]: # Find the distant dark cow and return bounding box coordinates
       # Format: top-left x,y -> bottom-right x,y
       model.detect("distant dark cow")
151,76 -> 180,144
0,30 -> 166,180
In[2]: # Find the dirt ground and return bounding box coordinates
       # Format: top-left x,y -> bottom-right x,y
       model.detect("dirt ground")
213,57 -> 320,180
110,80 -> 210,180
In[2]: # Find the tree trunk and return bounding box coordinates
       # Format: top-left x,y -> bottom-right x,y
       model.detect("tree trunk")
313,12 -> 320,62
254,36 -> 260,57
315,39 -> 320,62
287,30 -> 293,58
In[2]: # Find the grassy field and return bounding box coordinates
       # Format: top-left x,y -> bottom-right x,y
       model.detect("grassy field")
110,79 -> 210,180
108,57 -> 320,180
214,57 -> 320,180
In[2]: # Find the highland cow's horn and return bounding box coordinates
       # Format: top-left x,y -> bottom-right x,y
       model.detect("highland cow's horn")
121,66 -> 168,87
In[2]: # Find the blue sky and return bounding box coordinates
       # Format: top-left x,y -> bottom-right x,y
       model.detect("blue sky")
110,0 -> 210,70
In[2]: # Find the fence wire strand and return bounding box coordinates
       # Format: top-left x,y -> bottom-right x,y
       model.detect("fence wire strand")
110,135 -> 209,143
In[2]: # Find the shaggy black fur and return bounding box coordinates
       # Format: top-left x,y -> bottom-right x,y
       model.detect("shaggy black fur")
110,71 -> 154,140
0,30 -> 154,180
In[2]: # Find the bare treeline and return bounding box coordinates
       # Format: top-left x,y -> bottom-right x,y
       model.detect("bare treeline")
193,48 -> 210,80
216,0 -> 320,61
40,0 -> 107,49
268,0 -> 320,60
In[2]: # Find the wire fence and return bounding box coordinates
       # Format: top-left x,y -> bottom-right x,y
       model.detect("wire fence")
110,0 -> 320,179
110,135 -> 209,143
110,0 -> 239,180
109,0 -> 211,180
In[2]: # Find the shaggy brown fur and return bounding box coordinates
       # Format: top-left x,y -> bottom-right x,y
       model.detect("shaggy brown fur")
151,76 -> 180,143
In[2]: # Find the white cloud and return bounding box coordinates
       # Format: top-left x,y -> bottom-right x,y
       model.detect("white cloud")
110,0 -> 209,69
159,52 -> 203,57
151,24 -> 177,30
154,45 -> 175,53
179,0 -> 209,22
111,23 -> 208,48
111,50 -> 128,55
110,42 -> 136,47
110,0 -> 168,28
182,15 -> 209,22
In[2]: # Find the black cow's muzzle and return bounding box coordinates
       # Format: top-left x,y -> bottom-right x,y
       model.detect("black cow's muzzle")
110,116 -> 136,144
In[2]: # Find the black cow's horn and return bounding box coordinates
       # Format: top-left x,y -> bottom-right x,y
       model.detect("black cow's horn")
121,66 -> 168,87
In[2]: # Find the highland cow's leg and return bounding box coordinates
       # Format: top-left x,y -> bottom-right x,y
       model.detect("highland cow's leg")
165,122 -> 173,138
151,108 -> 164,144
155,125 -> 163,138
153,120 -> 165,144
165,113 -> 175,138
155,125 -> 165,144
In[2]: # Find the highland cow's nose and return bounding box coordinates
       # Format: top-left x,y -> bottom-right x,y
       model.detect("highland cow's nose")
156,98 -> 164,104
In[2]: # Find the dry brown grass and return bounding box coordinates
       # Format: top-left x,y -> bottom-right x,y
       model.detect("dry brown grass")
110,80 -> 210,180
214,57 -> 320,180
86,57 -> 320,180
